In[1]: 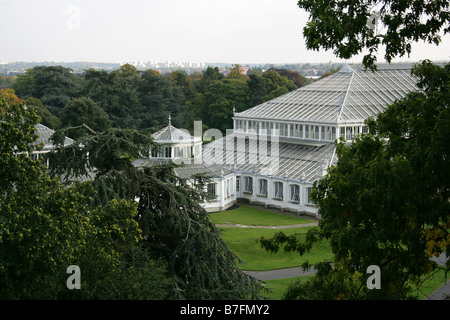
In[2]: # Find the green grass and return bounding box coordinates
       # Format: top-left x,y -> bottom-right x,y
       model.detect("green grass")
218,226 -> 332,271
410,269 -> 449,300
209,205 -> 314,226
211,204 -> 448,300
261,276 -> 311,300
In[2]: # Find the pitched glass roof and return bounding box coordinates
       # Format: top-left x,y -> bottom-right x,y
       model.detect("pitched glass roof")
152,124 -> 196,144
202,134 -> 335,183
235,63 -> 417,125
33,123 -> 74,151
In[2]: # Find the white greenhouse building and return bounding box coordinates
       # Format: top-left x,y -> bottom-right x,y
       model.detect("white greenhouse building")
135,63 -> 419,217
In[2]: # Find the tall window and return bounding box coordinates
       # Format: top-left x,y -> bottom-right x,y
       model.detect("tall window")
165,146 -> 172,158
304,125 -> 310,139
207,183 -> 216,198
306,187 -> 315,204
272,123 -> 280,135
346,127 -> 353,140
290,184 -> 300,202
258,179 -> 268,196
261,122 -> 270,135
274,182 -> 283,200
280,123 -> 288,137
236,176 -> 240,192
244,177 -> 253,193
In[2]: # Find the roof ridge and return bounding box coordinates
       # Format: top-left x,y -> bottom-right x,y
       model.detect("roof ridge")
336,66 -> 354,122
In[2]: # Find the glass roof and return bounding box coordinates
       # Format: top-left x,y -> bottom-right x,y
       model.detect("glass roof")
235,63 -> 418,125
33,123 -> 74,150
202,135 -> 336,183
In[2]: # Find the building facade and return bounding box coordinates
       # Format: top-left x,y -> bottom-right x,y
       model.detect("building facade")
105,63 -> 417,216
200,63 -> 418,216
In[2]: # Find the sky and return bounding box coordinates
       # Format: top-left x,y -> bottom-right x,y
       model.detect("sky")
1,0 -> 449,65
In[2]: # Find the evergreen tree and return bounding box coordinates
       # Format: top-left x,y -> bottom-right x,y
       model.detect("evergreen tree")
48,125 -> 264,300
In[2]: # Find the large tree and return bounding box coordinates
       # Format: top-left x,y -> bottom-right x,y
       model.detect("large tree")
60,97 -> 111,139
137,69 -> 189,130
48,124 -> 264,300
298,0 -> 450,69
13,66 -> 81,114
0,97 -> 171,299
82,67 -> 142,129
201,78 -> 250,132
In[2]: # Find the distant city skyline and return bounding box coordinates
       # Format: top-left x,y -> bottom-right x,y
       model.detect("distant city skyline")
1,0 -> 449,65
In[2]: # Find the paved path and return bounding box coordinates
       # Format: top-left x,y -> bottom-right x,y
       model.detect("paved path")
216,222 -> 318,229
244,266 -> 317,281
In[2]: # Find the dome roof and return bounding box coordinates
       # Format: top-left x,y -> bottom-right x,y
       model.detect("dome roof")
151,114 -> 201,144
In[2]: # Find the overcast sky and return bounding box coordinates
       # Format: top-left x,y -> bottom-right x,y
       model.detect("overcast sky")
1,0 -> 449,64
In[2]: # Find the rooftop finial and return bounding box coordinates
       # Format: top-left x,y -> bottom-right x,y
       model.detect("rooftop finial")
168,113 -> 172,126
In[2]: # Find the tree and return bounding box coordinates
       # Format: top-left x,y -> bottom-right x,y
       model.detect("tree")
48,125 -> 264,299
0,97 -> 171,299
13,66 -> 81,114
137,69 -> 189,129
24,97 -> 61,130
60,97 -> 111,139
226,64 -> 249,81
81,68 -> 142,129
197,66 -> 225,93
267,68 -> 306,88
298,0 -> 450,69
247,70 -> 297,107
260,61 -> 450,299
202,78 -> 250,132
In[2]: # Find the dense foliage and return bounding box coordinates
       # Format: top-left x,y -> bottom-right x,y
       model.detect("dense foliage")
10,64 -> 303,136
0,98 -> 172,299
298,0 -> 450,69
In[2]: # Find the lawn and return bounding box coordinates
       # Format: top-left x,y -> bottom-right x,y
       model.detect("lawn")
210,204 -> 448,300
262,276 -> 311,300
211,205 -> 330,271
218,226 -> 332,271
209,205 -> 314,226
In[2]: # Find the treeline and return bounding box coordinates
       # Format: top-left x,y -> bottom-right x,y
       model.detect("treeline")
7,64 -> 305,137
